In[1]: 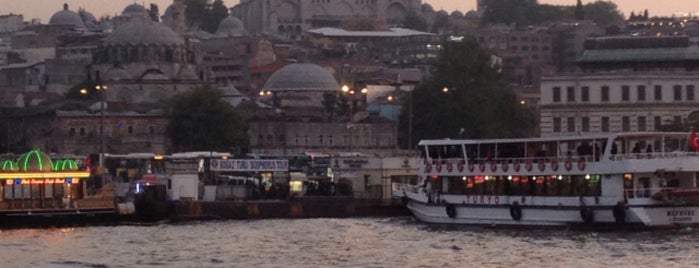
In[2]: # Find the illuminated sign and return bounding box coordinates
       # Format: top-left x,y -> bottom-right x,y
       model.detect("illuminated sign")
210,159 -> 289,172
0,172 -> 90,179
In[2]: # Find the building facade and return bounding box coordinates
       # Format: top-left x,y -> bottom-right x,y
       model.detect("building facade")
540,36 -> 699,136
230,0 -> 421,39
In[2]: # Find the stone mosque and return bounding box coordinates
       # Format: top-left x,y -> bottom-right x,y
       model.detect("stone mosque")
89,3 -> 202,104
230,0 -> 422,39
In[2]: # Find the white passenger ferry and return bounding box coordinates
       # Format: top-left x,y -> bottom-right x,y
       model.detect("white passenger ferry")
392,132 -> 699,228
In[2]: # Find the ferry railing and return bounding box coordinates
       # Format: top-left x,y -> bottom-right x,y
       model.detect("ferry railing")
609,151 -> 697,161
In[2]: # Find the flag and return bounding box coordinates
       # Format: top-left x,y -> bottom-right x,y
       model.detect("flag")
690,129 -> 699,151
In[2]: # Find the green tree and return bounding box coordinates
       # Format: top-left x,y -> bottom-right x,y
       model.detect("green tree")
167,85 -> 248,152
582,1 -> 623,26
574,0 -> 584,19
399,39 -> 536,148
64,80 -> 98,100
402,11 -> 428,31
184,0 -> 229,33
321,92 -> 337,122
430,12 -> 449,33
480,0 -> 540,27
202,0 -> 229,33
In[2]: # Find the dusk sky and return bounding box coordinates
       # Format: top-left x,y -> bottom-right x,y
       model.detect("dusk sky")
0,0 -> 696,23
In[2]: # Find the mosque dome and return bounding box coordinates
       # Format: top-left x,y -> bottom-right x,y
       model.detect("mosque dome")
264,63 -> 339,92
122,3 -> 148,17
1,159 -> 18,171
16,149 -> 53,172
216,15 -> 247,37
104,17 -> 184,46
49,4 -> 86,30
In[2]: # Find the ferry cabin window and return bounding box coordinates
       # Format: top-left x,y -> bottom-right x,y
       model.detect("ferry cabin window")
444,175 -> 601,196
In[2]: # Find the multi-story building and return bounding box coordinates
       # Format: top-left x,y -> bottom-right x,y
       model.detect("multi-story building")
539,36 -> 699,137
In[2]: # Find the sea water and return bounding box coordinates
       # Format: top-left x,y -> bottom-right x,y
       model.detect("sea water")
1,218 -> 697,267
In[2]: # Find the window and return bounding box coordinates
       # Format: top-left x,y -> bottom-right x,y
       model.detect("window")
319,135 -> 324,145
553,87 -> 561,102
553,118 -> 561,132
148,125 -> 155,134
601,117 -> 610,132
69,128 -> 76,137
637,116 -> 646,131
128,125 -> 133,134
566,87 -> 575,102
687,85 -> 695,101
567,117 -> 575,132
80,128 -> 86,136
674,85 -> 682,101
621,85 -> 630,101
581,117 -> 590,132
654,116 -> 662,130
581,86 -> 589,102
654,85 -> 662,101
637,85 -> 646,101
622,116 -> 630,132
601,86 -> 609,101
329,135 -> 333,145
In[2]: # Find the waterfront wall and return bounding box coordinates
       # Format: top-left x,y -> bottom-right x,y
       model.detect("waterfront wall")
171,197 -> 409,221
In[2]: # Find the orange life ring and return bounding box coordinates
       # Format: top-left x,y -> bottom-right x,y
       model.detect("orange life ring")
457,161 -> 465,172
538,161 -> 546,171
501,161 -> 509,172
578,158 -> 586,170
468,161 -> 475,172
551,160 -> 558,171
513,160 -> 521,172
564,159 -> 572,170
425,162 -> 432,172
446,162 -> 453,172
490,161 -> 497,172
479,162 -> 486,172
525,160 -> 533,171
436,162 -> 443,172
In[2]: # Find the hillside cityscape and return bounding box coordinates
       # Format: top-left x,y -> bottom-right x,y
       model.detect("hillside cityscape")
0,0 -> 698,200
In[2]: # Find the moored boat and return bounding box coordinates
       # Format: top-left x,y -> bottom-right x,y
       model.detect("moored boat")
393,132 -> 699,228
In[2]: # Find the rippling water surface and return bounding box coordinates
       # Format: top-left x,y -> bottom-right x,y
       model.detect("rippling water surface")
2,218 -> 698,268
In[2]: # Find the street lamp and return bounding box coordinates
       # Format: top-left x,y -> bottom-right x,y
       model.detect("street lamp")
340,84 -> 367,153
81,81 -> 107,186
387,95 -> 398,154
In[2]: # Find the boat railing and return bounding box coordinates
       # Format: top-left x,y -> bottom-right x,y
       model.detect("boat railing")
392,183 -> 421,194
424,155 -> 598,165
609,151 -> 697,161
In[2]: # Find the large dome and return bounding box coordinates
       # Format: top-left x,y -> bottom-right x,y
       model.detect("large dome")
216,15 -> 247,37
264,63 -> 339,92
49,4 -> 86,30
104,17 -> 184,46
122,3 -> 148,17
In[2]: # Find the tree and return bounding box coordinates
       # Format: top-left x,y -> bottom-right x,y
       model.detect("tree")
574,0 -> 584,20
184,0 -> 208,29
321,92 -> 337,122
402,11 -> 428,32
480,0 -> 540,27
167,85 -> 248,152
399,39 -> 536,148
202,0 -> 229,33
583,1 -> 624,26
149,4 -> 160,22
